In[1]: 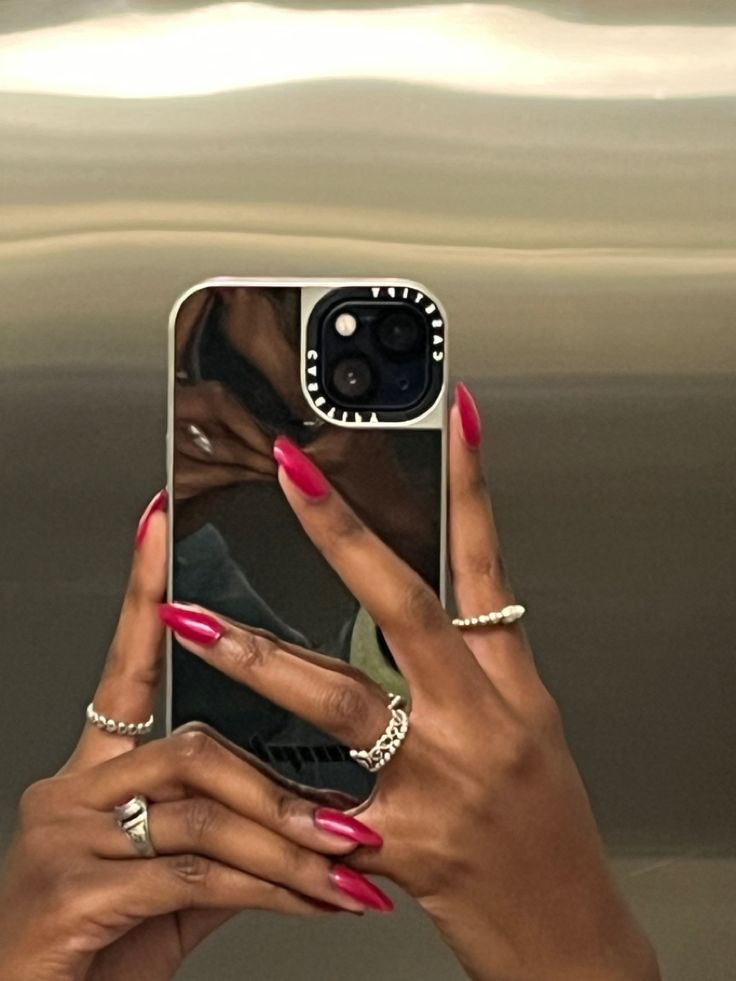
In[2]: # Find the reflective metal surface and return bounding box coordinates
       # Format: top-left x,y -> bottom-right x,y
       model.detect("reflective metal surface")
1,3 -> 734,979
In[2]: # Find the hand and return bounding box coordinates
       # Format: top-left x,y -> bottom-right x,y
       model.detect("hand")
0,493 -> 388,981
162,385 -> 660,981
174,381 -> 277,501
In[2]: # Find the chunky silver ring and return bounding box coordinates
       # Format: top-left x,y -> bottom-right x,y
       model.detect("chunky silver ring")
349,693 -> 409,774
86,702 -> 154,737
452,603 -> 526,629
187,423 -> 214,455
114,795 -> 156,858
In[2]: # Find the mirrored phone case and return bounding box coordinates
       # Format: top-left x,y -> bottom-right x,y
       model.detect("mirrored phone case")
167,279 -> 447,804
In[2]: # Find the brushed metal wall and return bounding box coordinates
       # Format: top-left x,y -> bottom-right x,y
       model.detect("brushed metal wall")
1,3 -> 734,979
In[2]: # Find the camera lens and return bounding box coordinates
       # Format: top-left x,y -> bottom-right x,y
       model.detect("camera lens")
377,312 -> 421,354
331,357 -> 373,400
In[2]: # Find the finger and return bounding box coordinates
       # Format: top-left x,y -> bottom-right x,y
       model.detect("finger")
89,856 -> 343,923
175,421 -> 276,474
65,490 -> 168,773
174,456 -> 270,499
177,381 -> 274,457
159,603 -> 393,751
95,797 -> 369,913
450,384 -> 536,685
270,436 -> 484,701
76,729 -> 381,858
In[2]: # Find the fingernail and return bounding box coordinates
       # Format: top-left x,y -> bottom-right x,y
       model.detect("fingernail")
158,602 -> 223,646
329,865 -> 394,913
455,382 -> 482,449
135,488 -> 168,548
315,809 -> 383,849
273,436 -> 330,501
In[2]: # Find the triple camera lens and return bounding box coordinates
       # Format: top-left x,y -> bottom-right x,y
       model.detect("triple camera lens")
318,302 -> 430,413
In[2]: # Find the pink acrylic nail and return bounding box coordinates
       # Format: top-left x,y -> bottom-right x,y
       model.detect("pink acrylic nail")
273,436 -> 330,501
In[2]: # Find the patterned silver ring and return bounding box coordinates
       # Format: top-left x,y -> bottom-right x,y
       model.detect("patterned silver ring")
114,795 -> 156,858
187,423 -> 214,455
86,702 -> 154,737
349,693 -> 409,774
452,603 -> 526,629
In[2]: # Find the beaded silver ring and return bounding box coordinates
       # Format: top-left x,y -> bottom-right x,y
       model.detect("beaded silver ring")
452,604 -> 526,629
86,702 -> 154,738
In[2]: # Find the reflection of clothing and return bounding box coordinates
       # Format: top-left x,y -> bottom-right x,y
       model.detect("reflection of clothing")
350,607 -> 408,701
172,523 -> 375,797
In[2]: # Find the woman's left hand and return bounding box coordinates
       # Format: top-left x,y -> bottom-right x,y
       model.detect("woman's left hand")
163,383 -> 659,981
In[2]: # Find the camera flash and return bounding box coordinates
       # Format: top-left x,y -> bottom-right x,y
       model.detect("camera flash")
335,312 -> 357,337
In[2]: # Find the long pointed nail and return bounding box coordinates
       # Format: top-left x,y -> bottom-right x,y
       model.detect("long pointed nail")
273,436 -> 330,501
314,809 -> 383,848
135,488 -> 168,548
158,602 -> 223,646
329,866 -> 394,913
455,382 -> 482,449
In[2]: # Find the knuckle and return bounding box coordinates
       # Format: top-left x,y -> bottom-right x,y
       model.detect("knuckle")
183,797 -> 220,844
466,465 -> 488,497
271,791 -> 307,827
532,692 -> 564,740
17,779 -> 51,827
170,728 -> 216,769
400,579 -> 446,632
223,631 -> 275,672
496,720 -> 541,779
324,506 -> 364,550
168,852 -> 211,888
454,549 -> 509,591
321,681 -> 369,734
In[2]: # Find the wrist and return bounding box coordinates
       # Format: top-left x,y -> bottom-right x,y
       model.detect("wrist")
0,919 -> 89,981
420,891 -> 659,981
0,948 -> 88,981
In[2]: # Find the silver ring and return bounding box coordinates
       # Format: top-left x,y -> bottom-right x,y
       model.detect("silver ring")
187,423 -> 214,455
349,693 -> 409,774
86,702 -> 154,737
452,603 -> 526,629
114,795 -> 156,858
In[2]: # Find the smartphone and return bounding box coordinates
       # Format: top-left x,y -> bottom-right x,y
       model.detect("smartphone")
167,278 -> 447,804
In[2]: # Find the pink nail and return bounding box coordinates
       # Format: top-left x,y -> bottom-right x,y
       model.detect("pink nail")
329,866 -> 394,913
455,382 -> 482,449
135,488 -> 168,548
273,436 -> 330,501
314,809 -> 383,848
158,602 -> 223,646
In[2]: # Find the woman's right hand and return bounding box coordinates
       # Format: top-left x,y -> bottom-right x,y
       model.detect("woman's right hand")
165,388 -> 660,981
0,493 -> 389,981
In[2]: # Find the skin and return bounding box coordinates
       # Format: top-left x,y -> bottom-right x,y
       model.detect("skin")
169,395 -> 661,981
0,510 -> 378,981
0,385 -> 661,980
